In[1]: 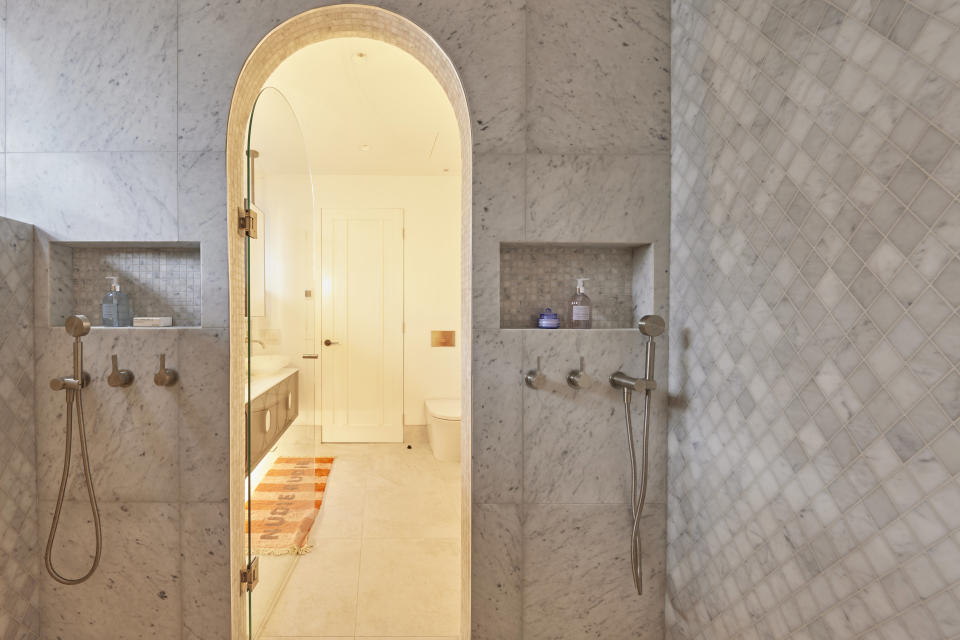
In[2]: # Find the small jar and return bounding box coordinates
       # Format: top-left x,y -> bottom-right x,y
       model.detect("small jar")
537,308 -> 560,329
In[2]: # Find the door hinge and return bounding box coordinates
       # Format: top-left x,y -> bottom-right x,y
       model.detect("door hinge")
240,556 -> 259,592
238,204 -> 259,238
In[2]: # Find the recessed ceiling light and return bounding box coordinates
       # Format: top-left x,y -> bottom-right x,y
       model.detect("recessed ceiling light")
359,144 -> 371,152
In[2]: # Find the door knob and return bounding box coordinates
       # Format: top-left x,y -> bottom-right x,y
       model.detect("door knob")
324,339 -> 341,346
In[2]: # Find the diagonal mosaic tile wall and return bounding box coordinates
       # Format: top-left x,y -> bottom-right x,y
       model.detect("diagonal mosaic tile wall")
668,0 -> 960,637
0,218 -> 39,639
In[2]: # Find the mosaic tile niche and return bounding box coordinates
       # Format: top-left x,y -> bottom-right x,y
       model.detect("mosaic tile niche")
669,0 -> 960,638
49,243 -> 202,327
500,244 -> 654,328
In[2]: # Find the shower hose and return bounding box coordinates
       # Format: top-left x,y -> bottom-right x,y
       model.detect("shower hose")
623,386 -> 651,595
45,387 -> 102,585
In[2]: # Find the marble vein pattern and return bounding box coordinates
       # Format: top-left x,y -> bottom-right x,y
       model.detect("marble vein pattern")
178,151 -> 229,328
6,0 -> 177,152
472,153 -> 525,330
523,503 -> 667,640
472,329 -> 523,504
0,216 -> 38,640
522,329 -> 653,504
526,0 -> 671,154
0,2 -> 6,155
5,152 -> 178,242
525,153 -> 671,244
181,502 -> 231,640
177,0 -> 327,152
471,503 -> 523,640
39,501 -> 181,639
35,328 -> 181,503
178,329 -> 230,502
669,0 -> 960,637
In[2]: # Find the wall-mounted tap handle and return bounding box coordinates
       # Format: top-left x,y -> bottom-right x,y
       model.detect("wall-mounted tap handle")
567,356 -> 592,389
525,356 -> 546,390
108,354 -> 135,387
153,354 -> 178,387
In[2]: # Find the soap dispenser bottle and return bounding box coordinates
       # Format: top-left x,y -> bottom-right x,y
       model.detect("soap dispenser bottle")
102,276 -> 133,327
568,278 -> 592,329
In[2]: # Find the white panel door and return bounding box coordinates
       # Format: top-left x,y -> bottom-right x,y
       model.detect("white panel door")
321,208 -> 404,442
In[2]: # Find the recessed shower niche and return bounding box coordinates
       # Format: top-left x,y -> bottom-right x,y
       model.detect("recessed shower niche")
47,242 -> 202,327
499,243 -> 654,329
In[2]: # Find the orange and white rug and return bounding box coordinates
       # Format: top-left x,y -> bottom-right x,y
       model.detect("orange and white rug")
246,456 -> 334,555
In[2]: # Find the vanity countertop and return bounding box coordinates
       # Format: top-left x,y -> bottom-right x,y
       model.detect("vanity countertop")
245,367 -> 298,403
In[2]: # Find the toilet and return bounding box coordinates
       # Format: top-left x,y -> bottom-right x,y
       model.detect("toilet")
424,398 -> 461,462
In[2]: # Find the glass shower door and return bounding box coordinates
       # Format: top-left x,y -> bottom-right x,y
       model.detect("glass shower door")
244,86 -> 317,639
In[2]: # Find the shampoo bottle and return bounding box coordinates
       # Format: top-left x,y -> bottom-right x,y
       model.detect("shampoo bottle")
568,278 -> 592,329
101,276 -> 133,327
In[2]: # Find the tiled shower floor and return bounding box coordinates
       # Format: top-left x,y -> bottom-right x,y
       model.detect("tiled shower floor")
255,425 -> 461,640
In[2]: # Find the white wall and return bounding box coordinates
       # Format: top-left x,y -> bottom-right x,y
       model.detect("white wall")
252,172 -> 318,426
313,174 -> 461,425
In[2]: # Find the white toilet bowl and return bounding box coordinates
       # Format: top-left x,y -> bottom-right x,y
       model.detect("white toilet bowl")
424,398 -> 461,462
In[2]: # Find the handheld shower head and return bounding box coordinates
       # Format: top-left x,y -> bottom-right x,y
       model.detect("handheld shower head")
65,314 -> 92,338
637,314 -> 665,337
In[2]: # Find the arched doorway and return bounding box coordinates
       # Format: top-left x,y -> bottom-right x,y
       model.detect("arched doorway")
225,6 -> 472,638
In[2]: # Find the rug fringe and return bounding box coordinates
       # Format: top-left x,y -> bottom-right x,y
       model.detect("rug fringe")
252,544 -> 314,556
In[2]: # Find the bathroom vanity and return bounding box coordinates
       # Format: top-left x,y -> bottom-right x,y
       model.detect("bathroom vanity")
246,368 -> 299,468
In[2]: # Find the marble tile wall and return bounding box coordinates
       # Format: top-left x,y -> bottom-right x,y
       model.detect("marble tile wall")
470,0 -> 672,636
1,0 -> 670,638
32,328 -> 230,640
0,217 -> 38,640
669,0 -> 960,638
499,244 -> 651,329
2,1 -> 231,636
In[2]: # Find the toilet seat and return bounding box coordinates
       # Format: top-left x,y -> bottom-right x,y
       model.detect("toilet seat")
425,398 -> 460,421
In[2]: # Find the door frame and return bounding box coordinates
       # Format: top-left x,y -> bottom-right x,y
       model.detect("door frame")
224,6 -> 472,639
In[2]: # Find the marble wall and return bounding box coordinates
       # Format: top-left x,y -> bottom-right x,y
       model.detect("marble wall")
3,0 -> 232,636
669,0 -> 960,637
0,217 -> 38,640
470,0 -> 671,636
1,0 -> 670,638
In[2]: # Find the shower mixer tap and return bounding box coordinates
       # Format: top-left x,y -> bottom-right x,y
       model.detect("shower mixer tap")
608,314 -> 665,596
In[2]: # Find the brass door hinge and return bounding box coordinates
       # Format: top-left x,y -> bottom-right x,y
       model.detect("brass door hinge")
240,556 -> 259,592
238,203 -> 259,238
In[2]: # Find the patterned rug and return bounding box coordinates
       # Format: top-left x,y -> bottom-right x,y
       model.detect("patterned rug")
246,457 -> 334,555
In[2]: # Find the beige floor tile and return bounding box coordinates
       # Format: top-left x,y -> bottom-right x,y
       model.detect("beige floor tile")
261,538 -> 362,637
366,447 -> 460,491
252,553 -> 298,637
310,484 -> 366,540
362,482 -> 460,539
259,436 -> 462,639
355,538 -> 460,637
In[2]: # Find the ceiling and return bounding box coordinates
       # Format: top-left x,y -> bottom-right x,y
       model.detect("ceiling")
262,37 -> 461,177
